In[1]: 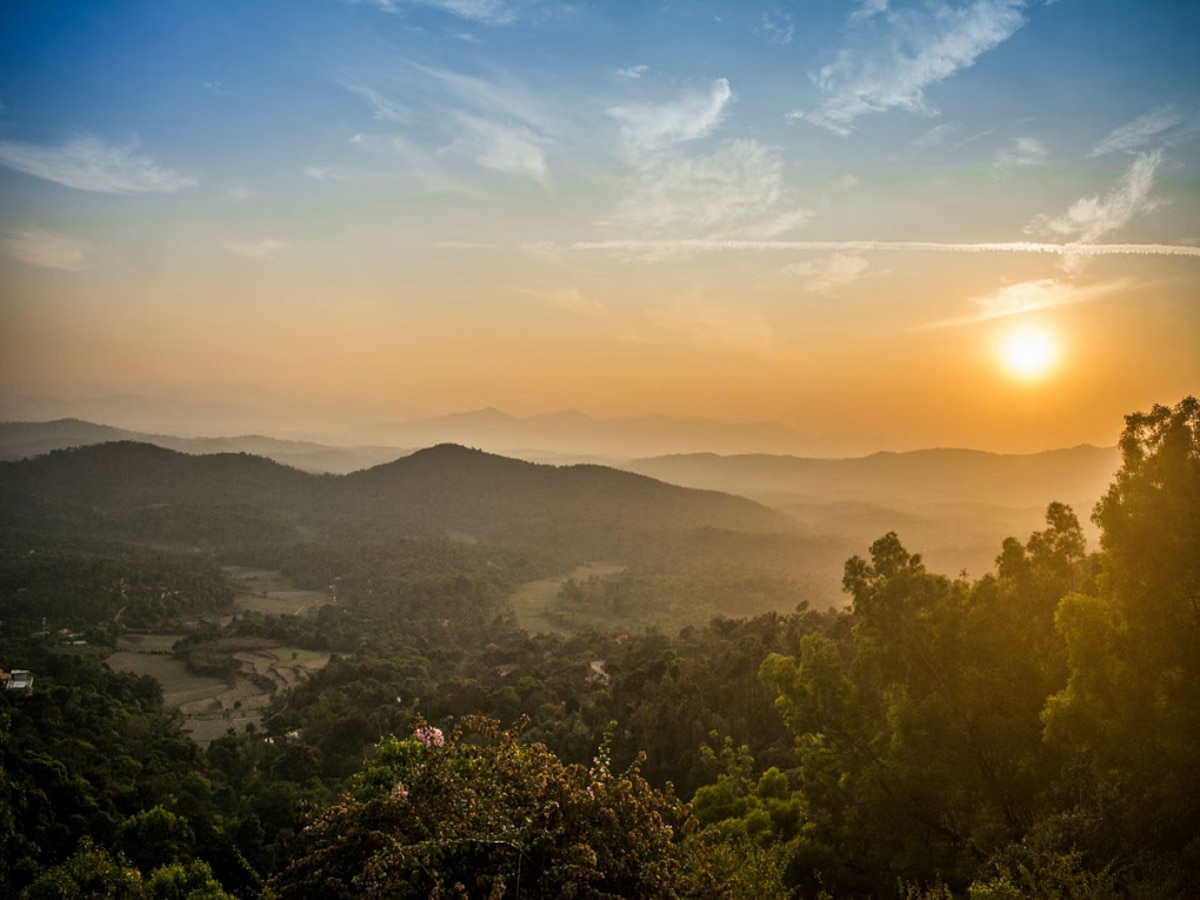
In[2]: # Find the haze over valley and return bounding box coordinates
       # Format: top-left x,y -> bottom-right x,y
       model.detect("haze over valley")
2,1 -> 1197,897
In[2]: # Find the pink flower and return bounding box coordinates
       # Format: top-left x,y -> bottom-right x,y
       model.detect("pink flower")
415,726 -> 445,749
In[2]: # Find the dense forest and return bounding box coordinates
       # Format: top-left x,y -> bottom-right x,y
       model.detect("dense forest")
0,398 -> 1196,898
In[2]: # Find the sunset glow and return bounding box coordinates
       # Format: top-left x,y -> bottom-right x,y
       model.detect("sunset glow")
1000,326 -> 1058,381
1,1 -> 1197,452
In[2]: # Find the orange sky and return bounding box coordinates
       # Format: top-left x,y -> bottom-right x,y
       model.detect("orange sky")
2,1 -> 1198,453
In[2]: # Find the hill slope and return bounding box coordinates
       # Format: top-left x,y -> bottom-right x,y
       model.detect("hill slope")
0,441 -> 799,562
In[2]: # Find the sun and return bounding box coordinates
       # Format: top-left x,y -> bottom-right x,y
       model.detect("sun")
999,325 -> 1058,380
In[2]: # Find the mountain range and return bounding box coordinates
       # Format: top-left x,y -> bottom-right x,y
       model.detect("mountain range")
0,440 -> 801,565
1,418 -> 1121,582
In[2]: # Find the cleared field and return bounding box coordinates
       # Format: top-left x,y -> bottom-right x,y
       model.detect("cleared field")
234,589 -> 330,616
116,632 -> 186,653
509,563 -> 626,635
108,640 -> 330,748
225,566 -> 332,617
107,651 -> 227,707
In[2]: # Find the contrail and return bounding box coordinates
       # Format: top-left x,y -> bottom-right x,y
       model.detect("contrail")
570,239 -> 1200,258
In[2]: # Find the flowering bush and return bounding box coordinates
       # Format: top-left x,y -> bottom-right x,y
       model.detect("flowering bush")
414,725 -> 445,750
273,716 -> 725,898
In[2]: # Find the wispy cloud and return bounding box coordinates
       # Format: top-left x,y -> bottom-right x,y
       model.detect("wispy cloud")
350,131 -> 440,175
920,277 -> 1130,328
995,135 -> 1048,167
848,0 -> 889,25
757,13 -> 794,46
221,238 -> 286,258
608,79 -> 732,158
441,113 -> 550,179
796,0 -> 1029,135
1028,150 -> 1161,243
304,164 -> 353,180
911,121 -> 960,149
412,62 -> 553,132
1087,105 -> 1184,158
363,0 -> 518,25
608,139 -> 812,248
345,84 -> 411,123
524,286 -> 607,318
4,227 -> 90,271
572,238 -> 1200,260
0,135 -> 194,193
616,65 -> 649,80
783,254 -> 869,293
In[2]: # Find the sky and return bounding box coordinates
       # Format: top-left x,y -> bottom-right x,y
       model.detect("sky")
1,0 -> 1198,453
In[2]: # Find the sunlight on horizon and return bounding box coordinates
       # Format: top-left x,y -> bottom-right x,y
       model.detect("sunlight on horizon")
999,325 -> 1058,382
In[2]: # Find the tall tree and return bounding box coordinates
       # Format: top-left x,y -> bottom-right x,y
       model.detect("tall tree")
1043,397 -> 1200,882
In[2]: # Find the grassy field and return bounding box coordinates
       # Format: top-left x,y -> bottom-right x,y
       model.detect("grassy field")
224,566 -> 332,616
107,650 -> 228,707
108,637 -> 330,747
116,632 -> 187,653
509,563 -> 626,635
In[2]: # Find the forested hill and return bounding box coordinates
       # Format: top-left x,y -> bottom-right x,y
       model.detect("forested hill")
0,440 -> 797,557
628,443 -> 1120,508
0,418 -> 404,474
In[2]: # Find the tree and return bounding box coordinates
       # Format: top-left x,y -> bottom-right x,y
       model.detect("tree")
272,717 -> 723,898
1042,397 -> 1200,889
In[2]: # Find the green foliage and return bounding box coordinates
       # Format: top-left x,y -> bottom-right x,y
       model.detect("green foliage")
5,398 -> 1197,898
272,716 -> 712,898
145,860 -> 232,900
22,839 -> 145,900
116,807 -> 195,874
1040,396 -> 1200,891
20,840 -> 232,900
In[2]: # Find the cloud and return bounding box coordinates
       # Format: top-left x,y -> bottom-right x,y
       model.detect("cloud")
797,0 -> 1029,135
349,131 -> 437,172
363,0 -> 518,25
346,84 -> 411,123
783,254 -> 869,293
758,13 -> 794,46
616,65 -> 649,80
608,139 -> 812,248
1028,150 -> 1161,243
608,79 -> 732,157
995,135 -> 1048,166
524,286 -> 607,318
571,238 -> 1200,260
848,0 -> 889,25
0,134 -> 194,193
1087,105 -> 1185,158
304,164 -> 353,180
4,227 -> 90,271
441,113 -> 551,179
920,277 -> 1130,328
911,121 -> 961,149
412,62 -> 552,132
221,238 -> 286,258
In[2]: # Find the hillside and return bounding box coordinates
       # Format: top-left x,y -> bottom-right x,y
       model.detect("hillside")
626,445 -> 1121,577
627,445 -> 1120,508
0,418 -> 404,474
0,441 -> 805,566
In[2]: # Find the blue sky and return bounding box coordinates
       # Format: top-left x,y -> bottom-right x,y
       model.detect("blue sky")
1,0 -> 1198,450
